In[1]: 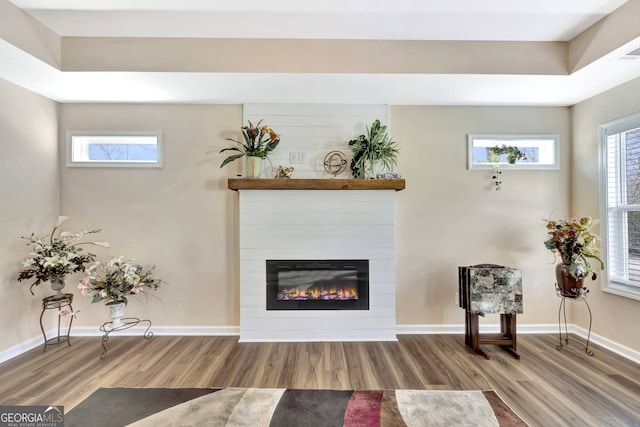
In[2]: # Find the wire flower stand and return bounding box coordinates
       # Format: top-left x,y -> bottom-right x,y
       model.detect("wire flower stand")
40,293 -> 74,352
99,318 -> 153,359
555,284 -> 594,356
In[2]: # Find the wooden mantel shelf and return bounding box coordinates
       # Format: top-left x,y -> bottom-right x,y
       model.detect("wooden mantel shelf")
228,178 -> 405,191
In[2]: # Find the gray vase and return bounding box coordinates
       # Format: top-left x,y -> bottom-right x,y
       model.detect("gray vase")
50,276 -> 66,298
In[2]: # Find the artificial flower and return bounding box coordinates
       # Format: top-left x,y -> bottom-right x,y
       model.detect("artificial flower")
80,257 -> 161,305
220,119 -> 281,168
18,217 -> 109,294
543,216 -> 605,279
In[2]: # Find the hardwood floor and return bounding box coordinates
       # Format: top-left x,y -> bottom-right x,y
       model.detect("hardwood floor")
0,334 -> 638,426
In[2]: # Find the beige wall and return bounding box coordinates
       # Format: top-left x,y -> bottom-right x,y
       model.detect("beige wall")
0,78 -> 59,353
8,97 -> 621,353
59,104 -> 242,328
392,106 -> 571,326
8,96 -> 637,353
58,103 -> 571,332
569,0 -> 640,73
62,38 -> 567,75
572,76 -> 640,353
0,0 -> 60,68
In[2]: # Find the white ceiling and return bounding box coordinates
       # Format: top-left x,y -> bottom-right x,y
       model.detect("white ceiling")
4,0 -> 640,105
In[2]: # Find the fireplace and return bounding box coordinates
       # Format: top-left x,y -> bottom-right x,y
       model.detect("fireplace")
266,260 -> 369,310
238,189 -> 396,341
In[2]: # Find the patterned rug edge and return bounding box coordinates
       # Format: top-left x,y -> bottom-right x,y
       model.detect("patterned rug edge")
67,387 -> 529,427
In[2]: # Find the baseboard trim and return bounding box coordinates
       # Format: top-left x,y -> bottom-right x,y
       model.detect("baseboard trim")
395,324 -> 556,334
396,324 -> 640,365
2,324 -> 638,365
0,326 -> 240,364
238,337 -> 399,343
569,324 -> 640,365
70,325 -> 241,337
0,335 -> 46,364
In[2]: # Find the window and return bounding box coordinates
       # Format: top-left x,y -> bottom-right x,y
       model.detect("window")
468,134 -> 559,170
599,112 -> 640,300
66,131 -> 162,167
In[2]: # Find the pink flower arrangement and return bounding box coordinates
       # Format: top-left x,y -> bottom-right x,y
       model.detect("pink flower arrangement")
78,256 -> 161,305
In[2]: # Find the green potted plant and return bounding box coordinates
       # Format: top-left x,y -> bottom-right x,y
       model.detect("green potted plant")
489,145 -> 527,164
220,120 -> 281,178
348,120 -> 399,179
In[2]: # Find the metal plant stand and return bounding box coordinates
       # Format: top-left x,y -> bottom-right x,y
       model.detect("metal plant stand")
40,293 -> 74,352
556,284 -> 594,356
99,318 -> 153,359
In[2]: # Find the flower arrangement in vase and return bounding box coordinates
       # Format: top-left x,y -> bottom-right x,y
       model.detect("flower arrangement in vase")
543,216 -> 605,296
78,256 -> 161,306
220,120 -> 281,178
18,216 -> 109,296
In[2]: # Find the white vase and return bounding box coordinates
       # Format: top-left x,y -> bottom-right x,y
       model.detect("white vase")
108,302 -> 125,328
245,156 -> 263,179
364,159 -> 379,180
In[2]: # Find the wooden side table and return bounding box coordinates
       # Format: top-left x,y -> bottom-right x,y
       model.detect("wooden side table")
459,264 -> 523,360
40,293 -> 73,352
465,311 -> 519,360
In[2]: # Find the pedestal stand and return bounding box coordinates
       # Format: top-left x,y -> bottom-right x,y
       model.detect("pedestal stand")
98,318 -> 152,359
40,293 -> 73,352
556,284 -> 594,356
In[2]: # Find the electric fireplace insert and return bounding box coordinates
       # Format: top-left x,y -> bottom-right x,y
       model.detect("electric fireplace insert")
266,259 -> 369,310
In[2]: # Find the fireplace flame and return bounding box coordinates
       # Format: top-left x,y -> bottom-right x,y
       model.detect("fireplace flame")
278,284 -> 359,301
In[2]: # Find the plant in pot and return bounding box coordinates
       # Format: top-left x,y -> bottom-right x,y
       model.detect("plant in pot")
543,216 -> 605,297
348,120 -> 399,179
220,120 -> 281,179
17,216 -> 110,297
78,256 -> 162,327
489,145 -> 527,164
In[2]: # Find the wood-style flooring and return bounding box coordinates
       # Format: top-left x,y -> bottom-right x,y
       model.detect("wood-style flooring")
0,334 -> 638,426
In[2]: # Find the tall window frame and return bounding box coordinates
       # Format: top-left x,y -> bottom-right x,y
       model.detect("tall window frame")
599,112 -> 640,301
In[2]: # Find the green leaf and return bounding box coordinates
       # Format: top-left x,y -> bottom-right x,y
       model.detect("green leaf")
220,153 -> 245,168
264,139 -> 280,153
219,147 -> 243,154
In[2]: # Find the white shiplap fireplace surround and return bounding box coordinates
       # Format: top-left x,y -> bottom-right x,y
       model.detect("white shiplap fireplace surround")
235,103 -> 401,342
236,183 -> 402,342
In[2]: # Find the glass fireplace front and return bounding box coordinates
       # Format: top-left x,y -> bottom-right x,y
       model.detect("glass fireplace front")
266,259 -> 369,310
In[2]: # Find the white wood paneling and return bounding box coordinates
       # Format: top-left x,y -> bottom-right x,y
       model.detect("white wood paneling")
243,104 -> 389,178
239,189 -> 397,341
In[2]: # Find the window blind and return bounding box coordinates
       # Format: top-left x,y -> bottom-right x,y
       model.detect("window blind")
604,123 -> 640,289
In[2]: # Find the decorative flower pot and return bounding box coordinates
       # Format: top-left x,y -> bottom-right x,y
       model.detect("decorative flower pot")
555,263 -> 584,297
50,276 -> 66,298
245,156 -> 263,179
107,302 -> 125,327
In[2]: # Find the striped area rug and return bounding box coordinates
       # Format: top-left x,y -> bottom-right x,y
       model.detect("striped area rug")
66,387 -> 528,426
